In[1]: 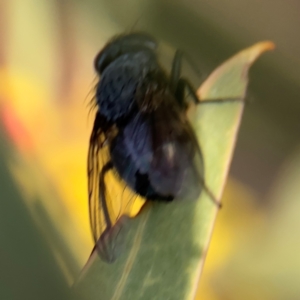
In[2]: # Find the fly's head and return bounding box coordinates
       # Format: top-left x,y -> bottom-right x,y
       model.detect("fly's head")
94,32 -> 157,74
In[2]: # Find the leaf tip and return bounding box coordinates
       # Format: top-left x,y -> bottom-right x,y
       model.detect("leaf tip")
197,41 -> 275,100
242,40 -> 275,64
256,40 -> 276,52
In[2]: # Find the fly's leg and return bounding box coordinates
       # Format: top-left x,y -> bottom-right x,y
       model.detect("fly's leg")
170,50 -> 193,107
177,79 -> 245,208
170,50 -> 183,93
95,161 -> 131,263
99,161 -> 113,229
94,161 -> 116,262
199,177 -> 222,209
176,77 -> 244,105
170,50 -> 244,105
170,52 -> 243,208
170,50 -> 203,92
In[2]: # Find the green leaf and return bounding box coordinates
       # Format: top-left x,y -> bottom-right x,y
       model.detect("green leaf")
74,41 -> 274,300
0,133 -> 74,300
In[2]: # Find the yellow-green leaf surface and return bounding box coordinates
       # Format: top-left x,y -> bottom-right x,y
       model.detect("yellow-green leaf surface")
75,41 -> 274,300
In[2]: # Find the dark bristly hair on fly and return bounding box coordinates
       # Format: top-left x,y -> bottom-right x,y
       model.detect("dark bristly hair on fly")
87,32 -> 226,263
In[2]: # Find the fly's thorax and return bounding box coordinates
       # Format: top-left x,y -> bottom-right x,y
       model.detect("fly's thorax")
95,52 -> 161,122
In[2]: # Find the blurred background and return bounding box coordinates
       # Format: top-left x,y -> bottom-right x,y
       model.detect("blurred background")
0,0 -> 300,299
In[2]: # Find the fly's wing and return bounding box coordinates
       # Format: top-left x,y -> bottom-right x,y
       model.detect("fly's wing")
87,115 -> 109,244
88,112 -> 143,262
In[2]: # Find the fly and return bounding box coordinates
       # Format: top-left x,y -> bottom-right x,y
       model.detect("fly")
87,32 -> 231,262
